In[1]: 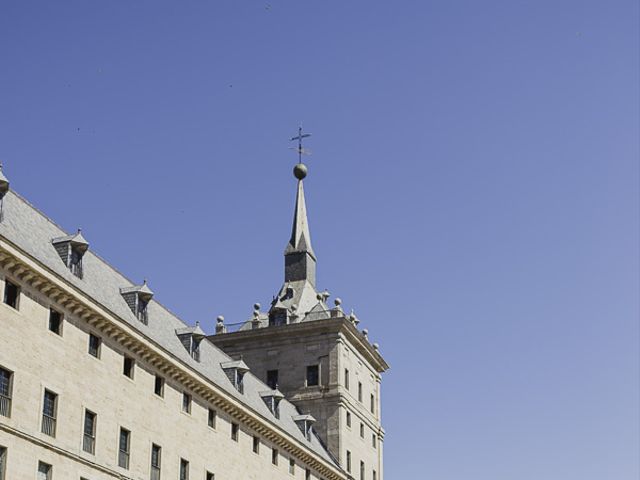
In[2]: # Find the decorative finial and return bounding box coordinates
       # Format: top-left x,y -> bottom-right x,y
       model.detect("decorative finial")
253,303 -> 261,311
334,298 -> 342,307
216,315 -> 225,324
290,126 -> 312,164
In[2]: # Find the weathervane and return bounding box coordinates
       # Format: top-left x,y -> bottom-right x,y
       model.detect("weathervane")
290,126 -> 312,164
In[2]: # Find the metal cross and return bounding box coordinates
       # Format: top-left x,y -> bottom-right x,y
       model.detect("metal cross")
290,126 -> 312,163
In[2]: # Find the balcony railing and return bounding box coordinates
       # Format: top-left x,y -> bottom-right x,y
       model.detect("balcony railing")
41,414 -> 56,437
151,466 -> 161,480
83,434 -> 95,454
0,394 -> 11,417
118,450 -> 129,469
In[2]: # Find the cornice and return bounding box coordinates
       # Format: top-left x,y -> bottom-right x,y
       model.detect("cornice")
210,317 -> 389,373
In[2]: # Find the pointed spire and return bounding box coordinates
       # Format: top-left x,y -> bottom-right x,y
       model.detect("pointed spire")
285,174 -> 316,259
284,162 -> 317,286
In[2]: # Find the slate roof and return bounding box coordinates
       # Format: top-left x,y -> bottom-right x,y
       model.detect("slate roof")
0,190 -> 336,465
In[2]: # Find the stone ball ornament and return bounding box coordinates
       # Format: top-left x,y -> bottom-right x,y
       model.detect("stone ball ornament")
293,163 -> 308,180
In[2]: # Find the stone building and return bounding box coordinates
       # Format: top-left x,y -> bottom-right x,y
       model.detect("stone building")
0,161 -> 387,480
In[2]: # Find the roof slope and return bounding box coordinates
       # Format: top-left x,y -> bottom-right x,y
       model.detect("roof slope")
0,190 -> 336,465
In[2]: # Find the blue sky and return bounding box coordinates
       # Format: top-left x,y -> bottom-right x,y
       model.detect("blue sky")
1,1 -> 638,478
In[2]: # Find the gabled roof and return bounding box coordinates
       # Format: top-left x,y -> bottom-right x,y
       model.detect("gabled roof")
0,190 -> 336,466
52,229 -> 89,250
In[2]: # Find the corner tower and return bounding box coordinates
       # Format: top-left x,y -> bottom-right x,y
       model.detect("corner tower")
209,142 -> 389,480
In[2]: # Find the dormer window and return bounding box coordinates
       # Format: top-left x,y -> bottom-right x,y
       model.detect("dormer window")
292,414 -> 316,441
260,389 -> 284,419
120,281 -> 154,325
268,308 -> 287,327
221,360 -> 250,394
176,323 -> 206,362
52,229 -> 89,279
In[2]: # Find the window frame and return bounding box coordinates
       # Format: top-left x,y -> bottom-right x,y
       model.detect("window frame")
41,389 -> 58,437
118,427 -> 130,469
48,308 -> 63,336
231,422 -> 239,442
88,333 -> 101,358
2,279 -> 19,310
122,356 -> 135,379
207,408 -> 217,429
37,461 -> 52,480
306,365 -> 319,387
266,369 -> 279,390
154,375 -> 164,397
182,392 -> 191,414
0,446 -> 6,480
0,366 -> 13,418
82,409 -> 97,455
150,443 -> 162,480
179,458 -> 189,480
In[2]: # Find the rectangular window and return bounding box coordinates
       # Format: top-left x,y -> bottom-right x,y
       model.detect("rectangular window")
373,470 -> 377,480
360,461 -> 365,480
123,356 -> 134,379
289,458 -> 295,475
2,280 -> 18,309
0,447 -> 6,480
231,422 -> 239,442
48,308 -> 63,335
37,461 -> 52,480
370,393 -> 375,414
151,444 -> 161,480
360,422 -> 364,438
305,468 -> 311,480
0,367 -> 13,418
346,450 -> 351,473
208,408 -> 217,428
206,472 -> 215,480
272,448 -> 278,465
346,410 -> 351,428
372,434 -> 376,448
358,382 -> 363,402
344,368 -> 350,390
88,334 -> 101,358
82,410 -> 97,454
182,392 -> 191,414
154,375 -> 164,397
306,365 -> 319,387
252,435 -> 260,454
41,389 -> 57,437
179,459 -> 189,480
266,369 -> 278,390
118,428 -> 130,469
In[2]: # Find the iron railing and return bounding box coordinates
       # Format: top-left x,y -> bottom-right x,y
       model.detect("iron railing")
41,414 -> 56,437
150,466 -> 161,480
0,394 -> 10,417
118,449 -> 129,469
83,434 -> 95,454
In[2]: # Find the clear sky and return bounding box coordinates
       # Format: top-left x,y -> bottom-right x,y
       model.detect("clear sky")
1,1 -> 638,478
